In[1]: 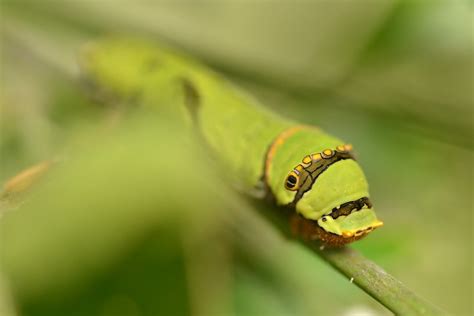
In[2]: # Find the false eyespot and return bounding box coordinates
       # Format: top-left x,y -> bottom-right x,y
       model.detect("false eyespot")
284,145 -> 353,192
284,164 -> 304,191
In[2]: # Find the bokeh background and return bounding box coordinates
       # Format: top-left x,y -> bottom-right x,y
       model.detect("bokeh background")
1,1 -> 472,315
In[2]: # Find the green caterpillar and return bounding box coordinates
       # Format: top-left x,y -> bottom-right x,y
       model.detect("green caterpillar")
80,38 -> 383,247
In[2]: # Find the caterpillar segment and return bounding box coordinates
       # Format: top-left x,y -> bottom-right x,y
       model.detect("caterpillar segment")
264,126 -> 383,246
284,144 -> 355,193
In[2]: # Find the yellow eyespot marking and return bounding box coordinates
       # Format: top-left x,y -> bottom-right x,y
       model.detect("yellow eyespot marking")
284,143 -> 355,193
285,171 -> 300,191
336,145 -> 346,152
321,148 -> 335,159
344,144 -> 353,151
302,155 -> 312,164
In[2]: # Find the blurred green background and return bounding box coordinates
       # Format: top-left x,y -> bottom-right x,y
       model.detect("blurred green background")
0,1 -> 472,315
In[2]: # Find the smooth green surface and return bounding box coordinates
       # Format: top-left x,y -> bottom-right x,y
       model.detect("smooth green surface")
82,39 -> 291,189
296,159 -> 369,220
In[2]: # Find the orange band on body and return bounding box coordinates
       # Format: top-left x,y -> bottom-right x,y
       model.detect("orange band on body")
264,125 -> 310,179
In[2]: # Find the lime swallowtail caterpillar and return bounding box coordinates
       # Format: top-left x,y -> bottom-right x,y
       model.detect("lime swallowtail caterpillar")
80,38 -> 383,247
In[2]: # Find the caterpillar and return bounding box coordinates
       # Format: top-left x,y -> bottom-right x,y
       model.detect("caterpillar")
80,38 -> 383,247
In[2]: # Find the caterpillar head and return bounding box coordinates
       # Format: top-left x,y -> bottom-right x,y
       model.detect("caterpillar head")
284,145 -> 383,245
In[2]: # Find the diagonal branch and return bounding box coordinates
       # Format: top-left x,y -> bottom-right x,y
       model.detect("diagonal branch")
315,246 -> 446,315
252,199 -> 447,315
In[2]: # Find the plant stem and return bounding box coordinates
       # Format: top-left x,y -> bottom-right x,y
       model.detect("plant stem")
314,246 -> 446,315
251,200 -> 447,315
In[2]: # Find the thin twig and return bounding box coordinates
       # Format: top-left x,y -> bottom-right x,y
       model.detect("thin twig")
251,199 -> 447,315
315,246 -> 446,315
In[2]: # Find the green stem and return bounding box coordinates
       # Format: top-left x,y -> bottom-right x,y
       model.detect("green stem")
314,246 -> 446,315
252,200 -> 447,315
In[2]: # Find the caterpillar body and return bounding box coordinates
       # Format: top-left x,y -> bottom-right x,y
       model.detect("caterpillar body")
81,39 -> 383,247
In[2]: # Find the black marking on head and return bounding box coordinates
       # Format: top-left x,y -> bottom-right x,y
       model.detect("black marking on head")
287,175 -> 297,185
293,174 -> 313,201
288,150 -> 355,207
181,78 -> 201,123
329,197 -> 371,219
